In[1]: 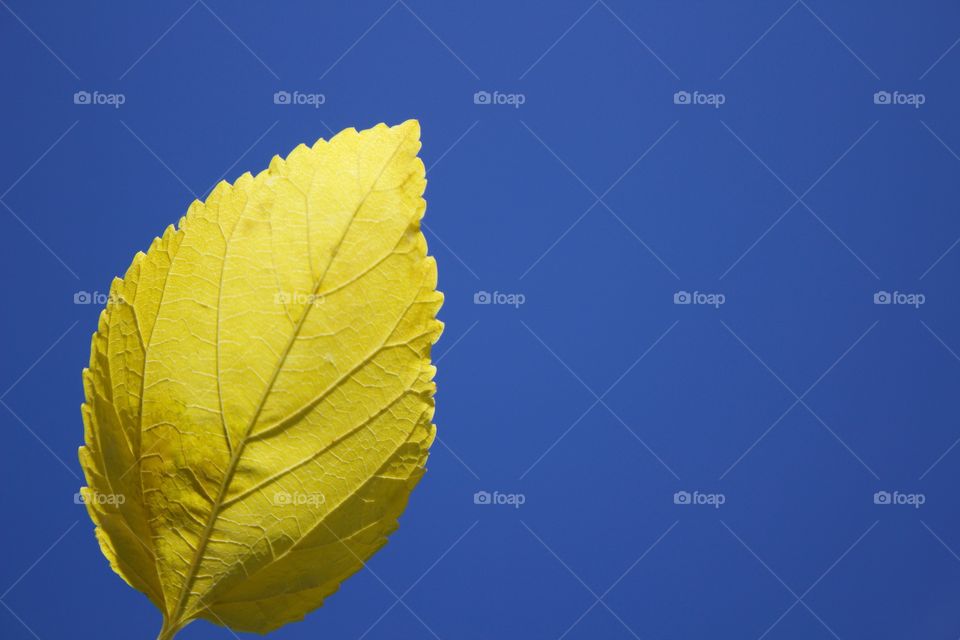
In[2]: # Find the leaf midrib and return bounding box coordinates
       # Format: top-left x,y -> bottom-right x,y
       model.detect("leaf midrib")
164,132 -> 410,628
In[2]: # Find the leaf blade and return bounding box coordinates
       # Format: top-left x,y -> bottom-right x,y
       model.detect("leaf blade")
80,120 -> 442,635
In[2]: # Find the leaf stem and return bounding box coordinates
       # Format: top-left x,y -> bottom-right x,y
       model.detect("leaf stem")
156,617 -> 185,640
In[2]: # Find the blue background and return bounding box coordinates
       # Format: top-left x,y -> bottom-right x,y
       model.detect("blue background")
2,1 -> 960,638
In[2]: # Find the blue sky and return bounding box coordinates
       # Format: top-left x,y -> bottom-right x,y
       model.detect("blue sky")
3,2 -> 960,638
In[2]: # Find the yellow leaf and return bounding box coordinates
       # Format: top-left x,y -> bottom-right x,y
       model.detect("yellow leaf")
78,120 -> 442,639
